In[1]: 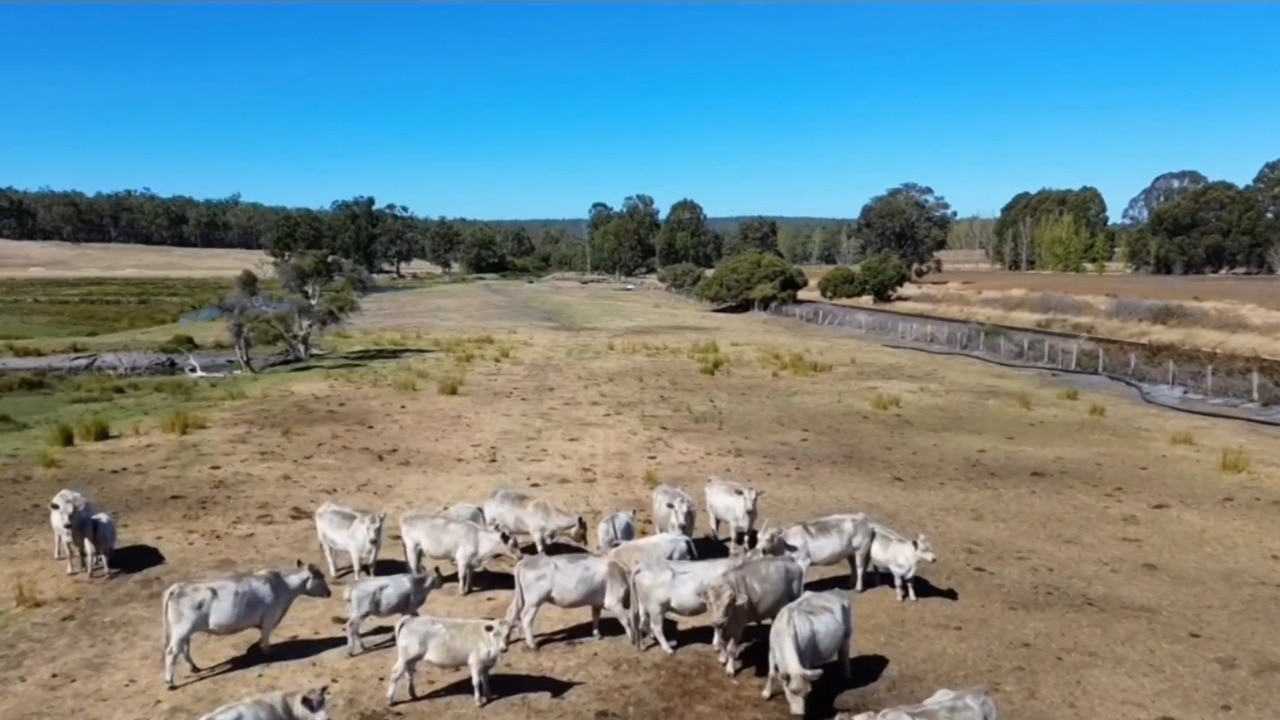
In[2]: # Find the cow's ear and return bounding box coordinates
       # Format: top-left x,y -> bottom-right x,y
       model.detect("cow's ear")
49,502 -> 59,510
483,623 -> 495,632
295,558 -> 305,569
911,540 -> 919,551
665,502 -> 675,509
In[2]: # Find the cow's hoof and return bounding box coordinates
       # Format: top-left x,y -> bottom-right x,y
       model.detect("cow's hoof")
761,689 -> 772,700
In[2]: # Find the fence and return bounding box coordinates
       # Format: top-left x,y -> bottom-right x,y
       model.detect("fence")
757,300 -> 1280,420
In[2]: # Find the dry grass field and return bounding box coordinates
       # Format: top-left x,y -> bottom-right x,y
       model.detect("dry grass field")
2,279 -> 1279,720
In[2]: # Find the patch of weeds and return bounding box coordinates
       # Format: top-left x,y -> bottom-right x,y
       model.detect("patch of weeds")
130,420 -> 145,436
38,448 -> 60,470
160,409 -> 208,436
1169,431 -> 1195,446
391,374 -> 420,393
496,346 -> 513,360
605,340 -> 616,351
642,467 -> 660,489
1087,403 -> 1106,417
437,375 -> 464,396
689,339 -> 731,377
870,393 -> 902,411
77,417 -> 112,443
760,349 -> 833,377
12,577 -> 43,609
48,422 -> 75,448
1220,448 -> 1250,475
0,412 -> 29,433
1057,387 -> 1079,401
1012,391 -> 1033,410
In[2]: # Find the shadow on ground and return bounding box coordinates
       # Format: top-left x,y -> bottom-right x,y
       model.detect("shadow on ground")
397,673 -> 582,706
111,544 -> 166,575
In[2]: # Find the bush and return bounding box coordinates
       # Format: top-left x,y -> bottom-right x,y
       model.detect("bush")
49,422 -> 75,448
160,409 -> 208,435
695,251 -> 808,308
77,417 -> 112,442
157,333 -> 199,354
817,266 -> 864,300
657,263 -> 705,293
857,252 -> 911,302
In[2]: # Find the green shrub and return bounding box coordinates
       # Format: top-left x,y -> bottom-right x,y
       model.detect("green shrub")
156,333 -> 199,354
77,417 -> 112,442
858,252 -> 911,302
49,422 -> 75,447
657,263 -> 706,293
696,251 -> 808,308
817,266 -> 864,300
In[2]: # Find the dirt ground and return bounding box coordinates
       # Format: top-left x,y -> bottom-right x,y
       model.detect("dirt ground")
2,281 -> 1278,720
917,269 -> 1280,309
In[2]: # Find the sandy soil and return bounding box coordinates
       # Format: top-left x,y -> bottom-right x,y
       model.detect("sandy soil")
2,281 -> 1278,720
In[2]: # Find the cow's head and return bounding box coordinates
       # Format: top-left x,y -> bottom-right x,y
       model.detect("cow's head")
49,497 -> 87,531
742,488 -> 763,522
295,559 -> 333,598
354,512 -> 387,570
484,619 -> 512,652
569,515 -> 588,545
497,530 -> 523,558
665,498 -> 695,536
780,666 -> 823,714
755,521 -> 786,556
412,565 -> 446,594
297,684 -> 331,720
912,535 -> 938,564
700,582 -> 744,628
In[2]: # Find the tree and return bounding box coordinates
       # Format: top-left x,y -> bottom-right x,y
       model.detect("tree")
258,251 -> 373,361
814,225 -> 842,264
589,195 -> 660,276
423,218 -> 463,274
991,187 -> 1110,270
695,250 -> 808,309
1137,181 -> 1268,274
327,197 -> 382,273
855,183 -> 955,277
657,263 -> 705,293
1122,170 -> 1209,227
500,226 -> 535,263
376,203 -> 421,277
656,198 -> 719,267
1034,212 -> 1092,272
725,217 -> 779,258
1248,158 -> 1280,269
856,252 -> 911,302
458,223 -> 508,274
817,266 -> 863,300
778,224 -> 811,264
219,269 -> 265,373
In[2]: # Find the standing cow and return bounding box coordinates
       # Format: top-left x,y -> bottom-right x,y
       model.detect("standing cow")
482,488 -> 588,553
385,615 -> 511,707
595,510 -> 637,551
650,483 -> 696,537
607,532 -> 697,572
161,560 -> 332,689
701,555 -> 807,676
763,590 -> 853,716
400,512 -> 521,594
866,525 -> 938,602
314,501 -> 387,580
843,687 -> 999,720
197,685 -> 332,720
49,488 -> 92,562
506,553 -> 635,649
757,513 -> 873,590
628,555 -> 744,653
81,510 -> 118,578
704,476 -> 764,553
345,568 -> 445,655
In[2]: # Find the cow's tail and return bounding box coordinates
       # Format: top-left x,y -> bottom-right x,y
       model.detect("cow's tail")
685,535 -> 698,560
160,584 -> 178,658
392,614 -> 413,648
505,559 -> 526,634
627,562 -> 643,648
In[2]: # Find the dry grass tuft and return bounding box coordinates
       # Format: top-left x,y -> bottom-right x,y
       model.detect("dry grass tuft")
1088,403 -> 1107,417
160,409 -> 208,436
689,339 -> 731,376
870,393 -> 902,411
77,416 -> 112,442
437,375 -> 464,396
37,448 -> 60,470
1220,448 -> 1251,475
390,374 -> 420,393
12,577 -> 44,609
1012,391 -> 1033,410
1057,387 -> 1080,401
642,467 -> 660,489
48,422 -> 75,448
1170,431 -> 1195,446
760,349 -> 834,377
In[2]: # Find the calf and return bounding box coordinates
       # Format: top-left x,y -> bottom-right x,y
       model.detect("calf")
48,488 -> 91,562
701,555 -> 807,676
595,510 -> 637,551
607,532 -> 696,572
344,568 -> 445,655
81,511 -> 118,578
651,483 -> 696,537
314,501 -> 387,580
629,555 -> 743,653
763,591 -> 853,716
400,512 -> 520,594
506,553 -> 635,649
867,527 -> 938,602
483,488 -> 588,553
757,513 -> 873,590
704,476 -> 764,553
440,503 -> 485,526
162,560 -> 332,689
385,615 -> 511,707
844,687 -> 999,720
197,685 -> 332,720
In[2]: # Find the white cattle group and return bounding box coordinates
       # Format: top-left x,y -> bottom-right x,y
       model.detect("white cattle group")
43,475 -> 993,719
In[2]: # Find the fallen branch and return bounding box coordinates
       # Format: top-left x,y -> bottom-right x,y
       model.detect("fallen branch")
184,352 -> 229,378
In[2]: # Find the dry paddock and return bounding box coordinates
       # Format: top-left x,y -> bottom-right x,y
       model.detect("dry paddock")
2,281 -> 1279,720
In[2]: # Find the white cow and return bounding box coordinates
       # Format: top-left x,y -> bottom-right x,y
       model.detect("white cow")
440,503 -> 486,526
81,511 -> 118,578
701,555 -> 807,676
651,483 -> 696,537
629,555 -> 744,654
595,510 -> 637,551
607,532 -> 697,572
197,685 -> 332,720
704,475 -> 764,552
344,568 -> 445,655
482,488 -> 588,553
385,615 -> 512,707
400,512 -> 520,594
506,553 -> 635,649
763,590 -> 853,716
48,488 -> 91,561
757,513 -> 874,590
843,687 -> 999,720
162,560 -> 333,689
314,501 -> 387,580
867,527 -> 938,602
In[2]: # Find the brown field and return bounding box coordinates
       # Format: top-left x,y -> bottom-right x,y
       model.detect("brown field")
2,280 -> 1278,720
926,269 -> 1280,309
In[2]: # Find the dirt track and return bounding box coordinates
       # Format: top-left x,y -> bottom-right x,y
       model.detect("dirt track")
2,281 -> 1278,720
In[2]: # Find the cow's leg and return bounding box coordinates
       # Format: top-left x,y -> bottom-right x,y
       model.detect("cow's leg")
723,635 -> 742,676
319,540 -> 339,578
469,660 -> 488,707
257,612 -> 282,656
347,613 -> 364,656
163,639 -> 179,688
650,611 -> 676,655
533,532 -> 546,555
519,602 -> 541,650
180,636 -> 200,672
605,597 -> 634,644
761,655 -> 778,699
838,637 -> 851,682
385,655 -> 410,704
347,548 -> 363,580
53,531 -> 63,560
905,571 -> 918,602
64,537 -> 78,575
457,562 -> 472,595
708,512 -> 720,540
892,571 -> 905,602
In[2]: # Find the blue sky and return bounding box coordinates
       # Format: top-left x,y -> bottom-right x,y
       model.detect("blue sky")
1,3 -> 1277,220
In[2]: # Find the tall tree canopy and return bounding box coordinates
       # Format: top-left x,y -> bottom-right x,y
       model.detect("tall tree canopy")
855,183 -> 955,276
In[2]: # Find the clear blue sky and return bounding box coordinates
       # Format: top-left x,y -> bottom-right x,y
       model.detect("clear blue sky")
1,3 -> 1277,221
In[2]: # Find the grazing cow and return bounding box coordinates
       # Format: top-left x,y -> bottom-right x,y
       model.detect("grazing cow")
701,555 -> 807,676
650,483 -> 696,537
314,501 -> 387,580
757,513 -> 873,590
344,568 -> 445,656
762,591 -> 853,716
704,476 -> 764,552
161,560 -> 332,689
482,488 -> 588,553
81,511 -> 118,578
843,687 -> 999,720
629,555 -> 744,653
49,488 -> 91,561
595,510 -> 637,551
400,512 -> 520,594
440,503 -> 485,526
385,615 -> 511,707
867,527 -> 938,602
607,532 -> 697,572
197,685 -> 332,720
506,553 -> 635,649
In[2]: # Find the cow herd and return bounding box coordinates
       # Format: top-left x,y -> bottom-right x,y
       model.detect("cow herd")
43,476 -> 998,719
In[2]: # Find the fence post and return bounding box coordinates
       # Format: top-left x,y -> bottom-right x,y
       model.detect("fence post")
1070,344 -> 1078,371
1252,368 -> 1260,403
1167,360 -> 1174,387
1042,342 -> 1050,364
1097,347 -> 1104,373
999,336 -> 1005,355
979,331 -> 985,353
1128,353 -> 1136,376
1023,338 -> 1029,357
1206,364 -> 1213,395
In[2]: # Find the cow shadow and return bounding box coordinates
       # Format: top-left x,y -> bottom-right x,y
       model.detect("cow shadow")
188,635 -> 347,687
402,672 -> 581,705
803,654 -> 892,720
862,571 -> 959,601
373,558 -> 411,576
519,541 -> 587,557
353,624 -> 397,653
440,569 -> 514,593
111,544 -> 166,575
542,617 -> 630,647
691,536 -> 730,559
